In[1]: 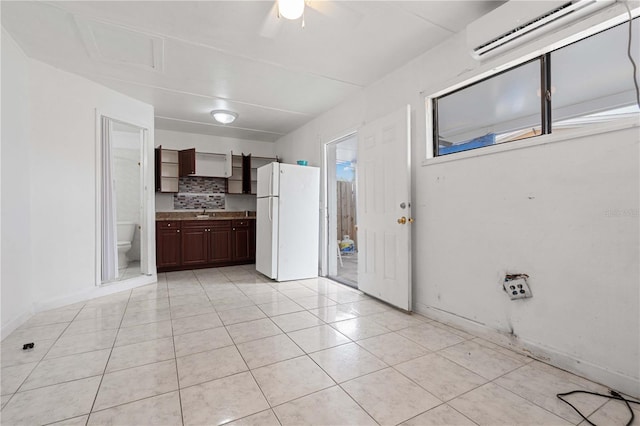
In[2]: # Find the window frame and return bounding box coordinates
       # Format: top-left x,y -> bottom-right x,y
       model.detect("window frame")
431,56 -> 547,157
424,9 -> 639,162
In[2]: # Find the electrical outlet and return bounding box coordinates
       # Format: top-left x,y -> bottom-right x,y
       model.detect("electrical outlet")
504,276 -> 532,300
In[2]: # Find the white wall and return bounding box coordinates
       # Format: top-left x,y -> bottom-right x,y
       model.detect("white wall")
1,32 -> 156,337
275,5 -> 640,396
1,30 -> 34,333
154,129 -> 276,212
27,60 -> 155,308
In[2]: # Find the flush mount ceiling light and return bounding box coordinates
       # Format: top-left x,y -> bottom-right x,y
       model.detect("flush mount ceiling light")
278,0 -> 305,20
210,110 -> 238,124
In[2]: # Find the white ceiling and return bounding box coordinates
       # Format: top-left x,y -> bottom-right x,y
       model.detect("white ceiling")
2,1 -> 504,142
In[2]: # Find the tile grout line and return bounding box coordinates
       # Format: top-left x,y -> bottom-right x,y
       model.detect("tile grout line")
86,288 -> 135,421
231,280 -> 384,425
490,370 -> 610,423
172,269 -> 202,426
228,325 -> 281,424
17,293 -> 134,425
302,344 -> 383,425
5,270 -> 599,426
6,300 -> 90,405
204,275 -> 358,423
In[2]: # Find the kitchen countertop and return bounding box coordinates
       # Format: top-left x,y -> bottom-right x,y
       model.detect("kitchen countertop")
156,211 -> 256,221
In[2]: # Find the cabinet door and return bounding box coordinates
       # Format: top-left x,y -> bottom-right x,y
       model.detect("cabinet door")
242,154 -> 252,194
155,148 -> 161,192
156,228 -> 181,268
233,226 -> 250,262
181,225 -> 209,266
179,148 -> 196,176
210,226 -> 232,263
249,220 -> 256,262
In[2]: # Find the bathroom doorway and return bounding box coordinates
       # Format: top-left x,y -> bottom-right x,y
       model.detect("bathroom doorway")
100,118 -> 147,284
325,134 -> 358,288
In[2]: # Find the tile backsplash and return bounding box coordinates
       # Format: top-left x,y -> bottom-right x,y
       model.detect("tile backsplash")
174,176 -> 226,209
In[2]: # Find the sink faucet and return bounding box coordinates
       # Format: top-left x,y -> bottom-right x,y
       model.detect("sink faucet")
202,208 -> 206,215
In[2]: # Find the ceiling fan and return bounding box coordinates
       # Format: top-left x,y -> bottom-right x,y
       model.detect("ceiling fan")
259,0 -> 363,38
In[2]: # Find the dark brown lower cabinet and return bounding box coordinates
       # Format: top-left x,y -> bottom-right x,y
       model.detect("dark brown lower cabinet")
156,221 -> 182,269
232,219 -> 251,262
210,222 -> 233,263
249,220 -> 256,262
181,223 -> 209,266
156,219 -> 254,272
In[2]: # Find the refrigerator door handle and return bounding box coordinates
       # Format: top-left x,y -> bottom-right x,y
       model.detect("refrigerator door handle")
269,167 -> 273,196
268,197 -> 272,222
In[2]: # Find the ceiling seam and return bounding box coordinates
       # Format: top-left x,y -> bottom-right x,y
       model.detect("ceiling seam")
155,116 -> 287,136
92,74 -> 314,117
394,5 -> 456,34
44,1 -> 367,89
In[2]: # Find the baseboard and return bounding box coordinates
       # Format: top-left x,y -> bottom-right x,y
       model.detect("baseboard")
2,274 -> 158,340
1,308 -> 34,341
33,274 -> 157,312
414,302 -> 640,399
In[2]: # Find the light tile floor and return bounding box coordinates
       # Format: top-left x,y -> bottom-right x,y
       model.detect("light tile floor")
334,253 -> 357,288
1,265 -> 634,425
114,260 -> 142,283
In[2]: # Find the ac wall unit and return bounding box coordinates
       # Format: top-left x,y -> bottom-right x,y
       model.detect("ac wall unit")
466,0 -> 614,60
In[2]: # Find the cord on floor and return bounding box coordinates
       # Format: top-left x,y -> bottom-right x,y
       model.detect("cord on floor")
556,389 -> 640,426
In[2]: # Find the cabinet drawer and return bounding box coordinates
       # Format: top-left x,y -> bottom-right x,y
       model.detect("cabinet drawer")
182,220 -> 212,229
211,220 -> 232,228
157,221 -> 181,229
232,219 -> 252,227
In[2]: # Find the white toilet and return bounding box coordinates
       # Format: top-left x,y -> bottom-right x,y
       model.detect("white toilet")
117,222 -> 136,269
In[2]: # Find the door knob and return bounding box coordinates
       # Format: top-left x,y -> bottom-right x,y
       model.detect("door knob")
408,218 -> 414,223
397,216 -> 407,225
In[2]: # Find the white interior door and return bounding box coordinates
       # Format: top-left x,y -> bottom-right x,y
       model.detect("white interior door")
357,105 -> 412,311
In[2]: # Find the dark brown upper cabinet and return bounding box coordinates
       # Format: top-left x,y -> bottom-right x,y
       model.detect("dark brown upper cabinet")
155,146 -> 196,193
179,148 -> 196,176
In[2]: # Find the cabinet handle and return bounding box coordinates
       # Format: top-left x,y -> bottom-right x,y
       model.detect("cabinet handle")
177,229 -> 180,233
167,224 -> 171,227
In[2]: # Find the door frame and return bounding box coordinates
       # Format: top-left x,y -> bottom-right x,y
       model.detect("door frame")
320,130 -> 358,279
94,109 -> 156,287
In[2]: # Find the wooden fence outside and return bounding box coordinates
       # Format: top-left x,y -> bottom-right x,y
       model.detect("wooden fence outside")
337,181 -> 357,249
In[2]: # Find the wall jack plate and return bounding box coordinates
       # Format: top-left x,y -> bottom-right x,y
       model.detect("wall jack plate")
504,276 -> 532,300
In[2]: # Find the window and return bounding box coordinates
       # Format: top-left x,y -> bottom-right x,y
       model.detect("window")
434,59 -> 543,155
430,17 -> 639,157
552,19 -> 640,129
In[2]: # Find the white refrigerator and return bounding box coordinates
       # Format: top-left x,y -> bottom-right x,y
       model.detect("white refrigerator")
256,163 -> 320,281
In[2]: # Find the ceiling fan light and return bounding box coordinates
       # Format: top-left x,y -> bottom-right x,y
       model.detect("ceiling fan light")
278,0 -> 304,20
211,110 -> 238,124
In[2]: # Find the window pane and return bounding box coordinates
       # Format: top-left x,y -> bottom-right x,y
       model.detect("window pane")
436,59 -> 541,155
552,18 -> 640,129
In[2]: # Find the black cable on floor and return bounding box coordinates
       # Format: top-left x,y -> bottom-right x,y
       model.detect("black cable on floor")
556,389 -> 640,426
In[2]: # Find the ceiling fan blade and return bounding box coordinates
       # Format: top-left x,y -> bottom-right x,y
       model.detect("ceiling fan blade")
259,1 -> 283,39
306,1 -> 364,28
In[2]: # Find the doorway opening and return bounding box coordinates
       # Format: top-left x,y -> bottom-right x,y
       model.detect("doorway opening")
326,134 -> 358,288
100,117 -> 148,284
